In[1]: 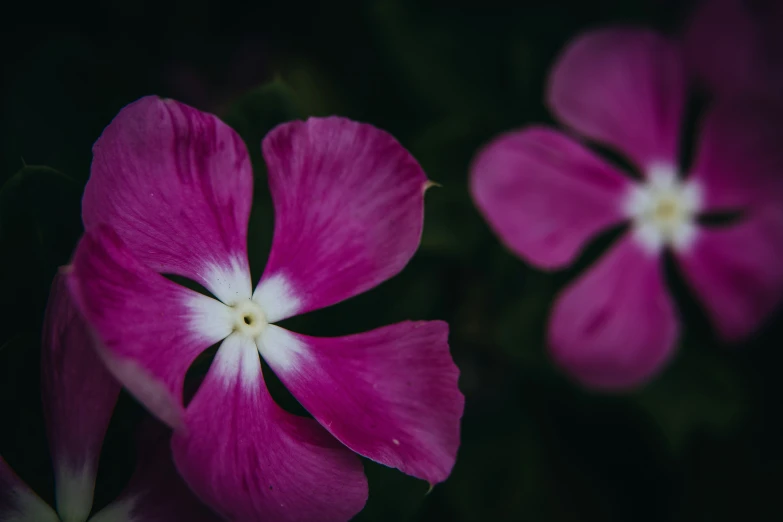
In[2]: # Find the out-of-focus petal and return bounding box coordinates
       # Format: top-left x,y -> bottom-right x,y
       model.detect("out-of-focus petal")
548,27 -> 685,171
0,457 -> 59,522
67,226 -> 233,430
172,334 -> 368,522
254,117 -> 427,322
470,127 -> 631,269
676,206 -> 783,341
548,235 -> 679,390
41,274 -> 121,522
257,321 -> 463,485
83,96 -> 253,305
688,100 -> 783,211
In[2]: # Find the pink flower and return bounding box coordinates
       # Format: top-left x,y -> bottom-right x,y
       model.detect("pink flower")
470,27 -> 783,390
0,274 -> 219,522
65,97 -> 464,521
684,0 -> 783,102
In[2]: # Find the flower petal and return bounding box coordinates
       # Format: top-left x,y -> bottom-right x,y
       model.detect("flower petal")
255,117 -> 427,322
41,274 -> 121,522
67,226 -> 233,430
547,27 -> 685,171
548,235 -> 679,390
688,100 -> 783,212
676,206 -> 783,342
470,127 -> 631,269
257,321 -> 464,485
172,334 -> 368,522
83,96 -> 253,305
89,422 -> 220,522
0,457 -> 59,522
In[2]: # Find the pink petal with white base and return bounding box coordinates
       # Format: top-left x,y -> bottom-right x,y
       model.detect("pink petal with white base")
67,226 -> 233,430
41,274 -> 121,522
257,321 -> 463,485
255,117 -> 427,321
470,127 -> 632,269
83,96 -> 253,305
689,100 -> 783,211
90,422 -> 220,522
548,27 -> 685,171
0,457 -> 59,522
548,235 -> 679,390
172,334 -> 368,522
676,206 -> 783,342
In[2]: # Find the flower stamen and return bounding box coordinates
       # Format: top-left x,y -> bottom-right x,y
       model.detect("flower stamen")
625,164 -> 702,253
231,299 -> 268,338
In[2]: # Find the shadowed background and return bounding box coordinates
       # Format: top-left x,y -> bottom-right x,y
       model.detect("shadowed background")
1,1 -> 781,520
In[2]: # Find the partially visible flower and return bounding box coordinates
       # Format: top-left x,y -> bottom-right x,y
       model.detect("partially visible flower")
471,27 -> 783,390
684,0 -> 783,102
66,97 -> 464,521
0,274 -> 220,522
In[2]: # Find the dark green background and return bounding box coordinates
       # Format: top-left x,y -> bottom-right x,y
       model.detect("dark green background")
1,1 -> 781,520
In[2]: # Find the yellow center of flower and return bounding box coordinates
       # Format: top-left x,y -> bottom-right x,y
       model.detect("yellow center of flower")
625,165 -> 702,253
653,198 -> 678,221
231,299 -> 268,338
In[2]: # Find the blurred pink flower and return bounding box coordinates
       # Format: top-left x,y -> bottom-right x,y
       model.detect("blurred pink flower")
471,27 -> 783,390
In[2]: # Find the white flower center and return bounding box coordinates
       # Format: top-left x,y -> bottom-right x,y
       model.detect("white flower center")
230,299 -> 268,338
625,164 -> 702,254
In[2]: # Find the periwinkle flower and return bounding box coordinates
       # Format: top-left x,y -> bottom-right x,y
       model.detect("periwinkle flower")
0,275 -> 219,522
471,27 -> 783,389
65,97 -> 464,521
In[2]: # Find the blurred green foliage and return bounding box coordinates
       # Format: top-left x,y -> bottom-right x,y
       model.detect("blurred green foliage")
1,1 -> 781,521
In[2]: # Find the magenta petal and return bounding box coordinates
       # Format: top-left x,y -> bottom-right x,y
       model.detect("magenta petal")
0,457 -> 59,522
84,96 -> 253,304
548,27 -> 685,171
172,334 -> 368,522
470,127 -> 631,269
689,100 -> 783,211
676,207 -> 783,342
548,235 -> 679,390
257,321 -> 464,484
89,422 -> 220,522
67,226 -> 232,430
256,117 -> 427,321
41,273 -> 121,522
